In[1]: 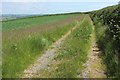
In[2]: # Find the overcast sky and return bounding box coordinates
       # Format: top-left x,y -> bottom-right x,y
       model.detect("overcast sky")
2,0 -> 119,2
1,0 -> 119,14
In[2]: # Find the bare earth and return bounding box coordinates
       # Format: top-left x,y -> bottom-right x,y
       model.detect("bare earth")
22,22 -> 79,78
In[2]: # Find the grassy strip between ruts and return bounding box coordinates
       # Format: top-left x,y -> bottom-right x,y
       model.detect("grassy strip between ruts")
35,15 -> 94,78
2,19 -> 80,78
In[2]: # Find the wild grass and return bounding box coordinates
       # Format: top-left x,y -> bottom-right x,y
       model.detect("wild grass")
2,22 -> 76,78
37,15 -> 94,78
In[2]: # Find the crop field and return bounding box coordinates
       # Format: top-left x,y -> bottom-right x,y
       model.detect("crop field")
2,4 -> 119,79
2,14 -> 80,31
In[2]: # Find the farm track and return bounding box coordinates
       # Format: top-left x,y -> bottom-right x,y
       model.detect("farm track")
22,15 -> 106,78
22,18 -> 83,78
82,23 -> 106,78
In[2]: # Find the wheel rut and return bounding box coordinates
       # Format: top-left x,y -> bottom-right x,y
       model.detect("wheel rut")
82,24 -> 106,78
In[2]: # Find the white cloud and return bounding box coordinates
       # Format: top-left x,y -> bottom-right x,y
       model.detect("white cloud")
2,0 -> 120,2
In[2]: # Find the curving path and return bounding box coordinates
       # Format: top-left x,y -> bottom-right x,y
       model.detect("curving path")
22,20 -> 80,78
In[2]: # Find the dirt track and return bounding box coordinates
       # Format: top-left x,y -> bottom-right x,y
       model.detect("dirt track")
22,20 -> 80,78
